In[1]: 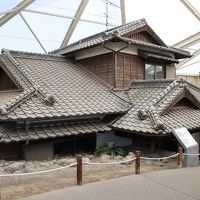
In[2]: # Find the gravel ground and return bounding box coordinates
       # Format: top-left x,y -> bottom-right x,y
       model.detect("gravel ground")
0,150 -> 179,200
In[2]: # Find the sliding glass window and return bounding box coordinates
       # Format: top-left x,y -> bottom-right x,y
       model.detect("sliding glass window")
145,64 -> 164,80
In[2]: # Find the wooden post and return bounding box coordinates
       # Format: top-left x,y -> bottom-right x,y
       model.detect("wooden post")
178,147 -> 183,168
150,138 -> 156,153
135,151 -> 140,174
77,154 -> 82,186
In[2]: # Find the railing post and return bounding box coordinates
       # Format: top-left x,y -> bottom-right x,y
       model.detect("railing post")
178,147 -> 183,168
77,154 -> 82,186
135,151 -> 140,174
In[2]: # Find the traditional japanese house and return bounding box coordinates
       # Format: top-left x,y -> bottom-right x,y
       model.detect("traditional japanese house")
0,18 -> 199,160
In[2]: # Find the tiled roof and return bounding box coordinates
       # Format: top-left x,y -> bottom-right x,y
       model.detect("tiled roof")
112,79 -> 200,135
117,36 -> 191,59
0,49 -> 130,120
0,91 -> 21,106
50,19 -> 191,59
0,120 -> 111,143
51,18 -> 147,55
139,51 -> 179,63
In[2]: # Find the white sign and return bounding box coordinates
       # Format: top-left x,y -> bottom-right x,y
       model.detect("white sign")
172,127 -> 198,149
172,127 -> 199,167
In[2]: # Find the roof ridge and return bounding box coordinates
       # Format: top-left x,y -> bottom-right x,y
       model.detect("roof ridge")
132,79 -> 175,85
181,79 -> 200,92
137,80 -> 179,120
117,36 -> 191,57
5,49 -> 65,58
1,50 -> 57,109
149,106 -> 165,132
50,18 -> 147,54
0,87 -> 36,115
0,54 -> 30,90
2,49 -> 37,86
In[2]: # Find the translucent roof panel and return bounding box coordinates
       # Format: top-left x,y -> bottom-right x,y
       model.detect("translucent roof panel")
27,0 -> 82,16
81,0 -> 121,29
69,0 -> 121,43
189,0 -> 200,11
22,12 -> 72,52
177,55 -> 200,76
0,0 -> 199,54
0,0 -> 22,15
0,14 -> 44,52
126,0 -> 200,45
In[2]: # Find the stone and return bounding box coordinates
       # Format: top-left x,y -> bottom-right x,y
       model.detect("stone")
122,155 -> 134,164
115,155 -> 123,161
0,160 -> 6,167
4,162 -> 25,173
82,157 -> 90,163
13,170 -> 25,174
162,159 -> 169,163
27,167 -> 46,173
56,159 -> 68,166
57,158 -> 75,166
128,152 -> 135,157
145,160 -> 153,165
84,154 -> 93,159
100,155 -> 111,162
40,162 -> 51,168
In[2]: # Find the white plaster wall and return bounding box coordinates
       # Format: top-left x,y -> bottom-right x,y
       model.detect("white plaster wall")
75,43 -> 138,60
96,131 -> 132,148
23,143 -> 53,161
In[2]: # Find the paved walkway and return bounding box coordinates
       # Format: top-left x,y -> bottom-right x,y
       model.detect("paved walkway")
22,167 -> 200,200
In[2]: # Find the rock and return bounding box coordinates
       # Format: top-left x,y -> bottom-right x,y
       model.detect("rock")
0,160 -> 6,167
26,167 -> 46,173
115,155 -> 123,161
56,158 -> 75,166
122,155 -> 134,164
13,170 -> 25,174
100,155 -> 111,162
145,160 -> 153,165
40,162 -> 51,168
154,161 -> 163,167
128,152 -> 135,157
84,154 -> 93,159
162,159 -> 169,163
82,157 -> 90,163
4,162 -> 25,173
56,159 -> 68,166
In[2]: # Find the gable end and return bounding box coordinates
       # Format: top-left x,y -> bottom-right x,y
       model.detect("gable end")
123,25 -> 166,47
161,89 -> 200,115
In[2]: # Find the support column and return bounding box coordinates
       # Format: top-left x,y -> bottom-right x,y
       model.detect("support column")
150,138 -> 156,153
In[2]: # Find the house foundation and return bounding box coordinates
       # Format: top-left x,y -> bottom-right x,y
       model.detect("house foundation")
23,142 -> 53,161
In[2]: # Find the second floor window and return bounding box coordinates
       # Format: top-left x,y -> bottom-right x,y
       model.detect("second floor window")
145,64 -> 165,80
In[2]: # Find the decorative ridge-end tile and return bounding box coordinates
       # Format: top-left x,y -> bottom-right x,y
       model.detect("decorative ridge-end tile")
137,80 -> 179,120
0,87 -> 36,115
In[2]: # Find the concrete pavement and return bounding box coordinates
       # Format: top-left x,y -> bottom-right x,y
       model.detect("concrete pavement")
22,167 -> 200,200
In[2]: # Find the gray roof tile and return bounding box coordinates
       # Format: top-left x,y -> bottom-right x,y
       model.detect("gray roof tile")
112,79 -> 200,135
50,19 -> 191,59
0,120 -> 111,143
0,50 -> 130,120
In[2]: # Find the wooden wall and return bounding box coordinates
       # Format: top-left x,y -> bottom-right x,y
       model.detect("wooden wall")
78,52 -> 145,89
124,31 -> 159,45
0,143 -> 22,160
116,53 -> 144,88
177,75 -> 200,88
78,53 -> 115,86
0,67 -> 17,90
